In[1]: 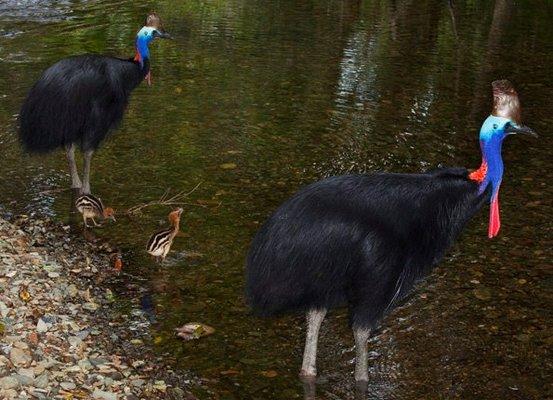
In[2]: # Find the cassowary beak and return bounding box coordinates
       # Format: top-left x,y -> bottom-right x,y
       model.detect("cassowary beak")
155,30 -> 173,40
505,124 -> 538,137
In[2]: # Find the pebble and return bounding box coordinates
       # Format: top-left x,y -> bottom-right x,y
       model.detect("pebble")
36,318 -> 49,333
18,367 -> 34,379
9,347 -> 31,366
92,389 -> 118,400
60,381 -> 76,390
13,373 -> 33,385
131,378 -> 145,387
0,376 -> 19,390
33,374 -> 49,389
68,336 -> 82,348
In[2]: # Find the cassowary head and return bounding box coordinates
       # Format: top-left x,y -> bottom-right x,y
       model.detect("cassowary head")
470,80 -> 537,238
135,12 -> 172,66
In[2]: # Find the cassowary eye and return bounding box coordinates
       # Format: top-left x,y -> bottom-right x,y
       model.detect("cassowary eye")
493,124 -> 498,130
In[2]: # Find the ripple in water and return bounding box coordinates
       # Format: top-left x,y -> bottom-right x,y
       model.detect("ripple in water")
0,0 -> 74,23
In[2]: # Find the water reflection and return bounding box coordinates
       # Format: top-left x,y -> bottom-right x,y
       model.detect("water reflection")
0,0 -> 551,399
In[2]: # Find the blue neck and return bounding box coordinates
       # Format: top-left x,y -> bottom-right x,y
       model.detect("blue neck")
478,115 -> 505,200
136,38 -> 150,66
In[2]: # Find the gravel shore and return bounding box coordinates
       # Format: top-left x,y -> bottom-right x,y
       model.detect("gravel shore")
0,216 -> 197,400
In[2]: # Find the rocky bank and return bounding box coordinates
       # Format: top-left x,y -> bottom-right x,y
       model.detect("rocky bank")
0,216 -> 198,400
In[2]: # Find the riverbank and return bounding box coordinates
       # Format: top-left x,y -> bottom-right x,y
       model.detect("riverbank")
0,215 -> 198,400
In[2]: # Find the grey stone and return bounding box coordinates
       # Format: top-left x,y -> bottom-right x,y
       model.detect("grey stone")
89,357 -> 108,367
0,376 -> 19,389
36,319 -> 49,333
60,381 -> 76,390
92,389 -> 118,400
13,373 -> 34,385
131,379 -> 145,387
18,367 -> 35,379
78,359 -> 93,370
33,373 -> 49,389
9,347 -> 32,366
68,336 -> 82,348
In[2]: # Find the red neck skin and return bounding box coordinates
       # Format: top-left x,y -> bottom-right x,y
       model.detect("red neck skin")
469,160 -> 501,238
469,160 -> 487,183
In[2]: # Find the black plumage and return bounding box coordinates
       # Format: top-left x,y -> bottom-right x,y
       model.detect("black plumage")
247,168 -> 488,325
19,55 -> 148,153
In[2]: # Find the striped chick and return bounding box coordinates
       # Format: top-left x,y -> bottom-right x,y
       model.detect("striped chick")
146,208 -> 183,264
75,194 -> 116,228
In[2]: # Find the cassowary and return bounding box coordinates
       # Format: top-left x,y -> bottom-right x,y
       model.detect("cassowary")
18,13 -> 172,194
246,80 -> 536,384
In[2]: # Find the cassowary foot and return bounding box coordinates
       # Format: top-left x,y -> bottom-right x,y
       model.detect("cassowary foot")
354,379 -> 368,394
299,369 -> 317,380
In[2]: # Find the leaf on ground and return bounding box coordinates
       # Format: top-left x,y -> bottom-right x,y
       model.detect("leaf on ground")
261,370 -> 278,378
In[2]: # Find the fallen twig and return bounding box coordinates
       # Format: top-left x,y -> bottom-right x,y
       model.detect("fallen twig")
126,182 -> 202,215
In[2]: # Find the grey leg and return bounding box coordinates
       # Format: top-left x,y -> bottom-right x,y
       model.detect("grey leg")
300,309 -> 327,378
65,144 -> 82,189
82,149 -> 94,194
354,326 -> 371,383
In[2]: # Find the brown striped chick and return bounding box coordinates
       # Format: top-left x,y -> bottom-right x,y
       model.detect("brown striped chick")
75,194 -> 116,228
146,208 -> 183,264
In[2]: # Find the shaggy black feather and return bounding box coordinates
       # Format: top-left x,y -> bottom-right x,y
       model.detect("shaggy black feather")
246,167 -> 490,328
19,55 -> 149,152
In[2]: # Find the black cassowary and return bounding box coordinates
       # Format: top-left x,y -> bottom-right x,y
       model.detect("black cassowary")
18,13 -> 171,194
246,80 -> 536,383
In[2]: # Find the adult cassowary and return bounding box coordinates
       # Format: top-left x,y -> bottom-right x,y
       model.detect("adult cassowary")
246,80 -> 536,384
18,13 -> 172,194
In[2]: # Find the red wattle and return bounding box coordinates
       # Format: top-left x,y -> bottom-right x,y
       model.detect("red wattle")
134,51 -> 141,63
488,196 -> 500,238
470,161 -> 487,183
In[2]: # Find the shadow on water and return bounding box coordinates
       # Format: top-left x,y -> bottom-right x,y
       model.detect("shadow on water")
0,0 -> 552,399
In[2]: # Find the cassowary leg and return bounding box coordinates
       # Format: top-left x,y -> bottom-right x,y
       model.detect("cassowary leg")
65,144 -> 82,189
300,308 -> 327,378
82,150 -> 94,194
353,326 -> 371,383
